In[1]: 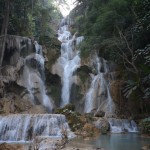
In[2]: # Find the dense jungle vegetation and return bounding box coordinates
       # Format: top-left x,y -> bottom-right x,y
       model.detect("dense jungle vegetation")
0,0 -> 61,39
70,0 -> 150,114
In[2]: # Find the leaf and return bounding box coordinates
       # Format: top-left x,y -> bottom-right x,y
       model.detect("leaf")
123,80 -> 138,98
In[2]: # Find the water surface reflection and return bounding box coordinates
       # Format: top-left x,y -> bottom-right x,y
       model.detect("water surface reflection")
76,134 -> 150,150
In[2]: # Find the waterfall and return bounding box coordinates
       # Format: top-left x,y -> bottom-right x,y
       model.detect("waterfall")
21,42 -> 53,112
0,114 -> 74,142
108,118 -> 139,133
84,55 -> 115,116
84,75 -> 100,113
57,17 -> 83,107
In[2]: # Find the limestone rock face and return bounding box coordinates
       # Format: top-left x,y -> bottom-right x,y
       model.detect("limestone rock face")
0,96 -> 33,114
110,80 -> 124,103
0,35 -> 56,112
1,66 -> 18,83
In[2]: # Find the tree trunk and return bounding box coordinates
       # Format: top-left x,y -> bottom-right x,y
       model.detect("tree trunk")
0,0 -> 10,67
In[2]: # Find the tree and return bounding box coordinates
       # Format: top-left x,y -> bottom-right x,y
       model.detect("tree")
0,0 -> 10,67
71,0 -> 150,113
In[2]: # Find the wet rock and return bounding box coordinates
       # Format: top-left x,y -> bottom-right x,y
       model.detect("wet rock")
0,80 -> 4,98
27,105 -> 47,114
82,123 -> 100,137
94,118 -> 110,134
94,110 -> 105,117
76,65 -> 92,74
1,66 -> 18,83
0,143 -> 24,150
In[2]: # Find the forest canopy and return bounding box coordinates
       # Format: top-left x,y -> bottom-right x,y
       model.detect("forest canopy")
0,0 -> 62,38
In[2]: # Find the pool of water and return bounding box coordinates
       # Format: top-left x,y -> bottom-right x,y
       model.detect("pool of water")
76,133 -> 150,150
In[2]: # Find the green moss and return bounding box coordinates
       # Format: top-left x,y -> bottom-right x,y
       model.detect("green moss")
140,118 -> 150,134
55,104 -> 83,131
39,36 -> 61,50
75,66 -> 92,83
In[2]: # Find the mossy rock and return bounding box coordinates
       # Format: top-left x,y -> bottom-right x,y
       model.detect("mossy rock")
76,65 -> 92,74
39,36 -> 61,50
75,65 -> 92,83
139,117 -> 150,134
63,104 -> 75,111
82,123 -> 100,137
55,104 -> 84,131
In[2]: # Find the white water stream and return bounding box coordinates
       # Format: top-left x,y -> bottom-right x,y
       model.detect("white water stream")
21,42 -> 53,112
0,114 -> 74,142
56,17 -> 83,107
108,118 -> 138,133
84,55 -> 115,116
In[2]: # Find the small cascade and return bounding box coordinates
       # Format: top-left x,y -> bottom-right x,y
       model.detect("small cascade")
84,75 -> 100,113
56,17 -> 83,107
84,54 -> 115,115
108,118 -> 139,133
0,114 -> 74,142
21,42 -> 53,112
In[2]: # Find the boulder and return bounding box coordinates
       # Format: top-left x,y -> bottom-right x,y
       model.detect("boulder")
82,123 -> 100,137
94,118 -> 110,134
94,110 -> 105,117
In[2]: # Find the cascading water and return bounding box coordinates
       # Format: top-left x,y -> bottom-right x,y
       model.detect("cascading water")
21,42 -> 53,112
0,36 -> 75,145
84,55 -> 115,116
0,114 -> 74,142
108,118 -> 138,133
56,17 -> 83,107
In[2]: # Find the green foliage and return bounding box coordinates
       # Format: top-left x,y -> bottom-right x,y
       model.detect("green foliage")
55,104 -> 83,131
39,36 -> 61,49
71,0 -> 135,61
123,80 -> 139,98
142,74 -> 150,100
79,38 -> 91,58
140,117 -> 150,134
134,44 -> 150,100
0,0 -> 61,37
71,0 -> 150,107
